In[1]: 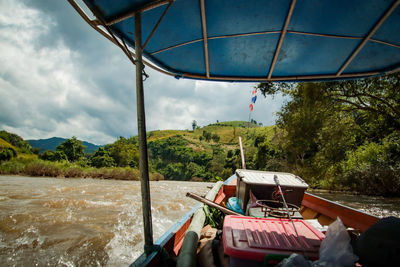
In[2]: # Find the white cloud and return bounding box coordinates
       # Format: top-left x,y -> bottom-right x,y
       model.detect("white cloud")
0,1 -> 285,145
0,1 -> 133,144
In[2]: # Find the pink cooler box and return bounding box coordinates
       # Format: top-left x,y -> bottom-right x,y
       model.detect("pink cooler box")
223,216 -> 325,266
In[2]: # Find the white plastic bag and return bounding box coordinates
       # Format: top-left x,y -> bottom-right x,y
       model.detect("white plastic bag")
313,217 -> 358,267
278,217 -> 358,267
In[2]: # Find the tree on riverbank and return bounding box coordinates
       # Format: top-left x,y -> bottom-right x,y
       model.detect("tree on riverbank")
90,147 -> 115,168
56,137 -> 85,162
103,137 -> 139,168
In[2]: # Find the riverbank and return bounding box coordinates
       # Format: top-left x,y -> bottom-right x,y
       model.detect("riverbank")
0,158 -> 164,181
1,158 -> 398,196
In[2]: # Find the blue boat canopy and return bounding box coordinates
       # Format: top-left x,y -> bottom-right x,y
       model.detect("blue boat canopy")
71,0 -> 400,82
70,0 -> 400,82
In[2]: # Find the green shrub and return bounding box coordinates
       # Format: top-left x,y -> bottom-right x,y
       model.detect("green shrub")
212,133 -> 220,142
75,157 -> 89,168
0,148 -> 16,161
39,150 -> 67,161
150,173 -> 164,181
341,138 -> 400,196
0,158 -> 25,174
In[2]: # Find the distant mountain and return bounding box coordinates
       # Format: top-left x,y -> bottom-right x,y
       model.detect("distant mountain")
28,137 -> 101,154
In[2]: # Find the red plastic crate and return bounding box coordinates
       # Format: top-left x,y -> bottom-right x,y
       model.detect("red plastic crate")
223,216 -> 325,265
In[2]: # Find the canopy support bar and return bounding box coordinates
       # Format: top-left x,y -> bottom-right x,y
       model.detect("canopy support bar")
200,0 -> 210,78
143,1 -> 174,50
150,29 -> 400,56
135,12 -> 154,255
106,0 -> 173,25
336,0 -> 400,76
180,70 -> 380,82
267,0 -> 297,80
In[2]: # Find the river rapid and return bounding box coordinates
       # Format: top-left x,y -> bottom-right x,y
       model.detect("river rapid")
1,176 -> 399,266
0,176 -> 213,266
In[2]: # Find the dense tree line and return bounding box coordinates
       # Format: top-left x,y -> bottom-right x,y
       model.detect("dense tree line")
255,73 -> 400,196
37,136 -> 139,169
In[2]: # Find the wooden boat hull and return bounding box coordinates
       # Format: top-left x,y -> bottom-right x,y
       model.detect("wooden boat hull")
132,176 -> 379,266
301,192 -> 379,233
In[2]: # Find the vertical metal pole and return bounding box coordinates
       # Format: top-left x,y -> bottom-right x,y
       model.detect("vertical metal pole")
135,12 -> 153,255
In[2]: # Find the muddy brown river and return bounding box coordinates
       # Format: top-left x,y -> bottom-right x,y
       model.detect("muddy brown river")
0,176 -> 399,266
0,176 -> 212,266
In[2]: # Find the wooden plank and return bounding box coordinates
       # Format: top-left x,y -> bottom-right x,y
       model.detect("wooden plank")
317,215 -> 335,226
301,207 -> 319,219
173,217 -> 192,255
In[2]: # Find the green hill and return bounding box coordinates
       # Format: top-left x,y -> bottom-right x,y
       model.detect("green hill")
147,121 -> 275,149
0,138 -> 16,150
143,121 -> 277,181
0,130 -> 33,154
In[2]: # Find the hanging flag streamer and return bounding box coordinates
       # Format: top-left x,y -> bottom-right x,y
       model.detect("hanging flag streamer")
248,89 -> 257,126
249,88 -> 257,112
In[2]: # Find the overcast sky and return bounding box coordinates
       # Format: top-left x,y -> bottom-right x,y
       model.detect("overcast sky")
0,0 -> 286,145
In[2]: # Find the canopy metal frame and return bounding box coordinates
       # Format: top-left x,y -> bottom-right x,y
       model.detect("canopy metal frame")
267,0 -> 297,80
105,0 -> 173,26
336,0 -> 400,76
200,0 -> 210,78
